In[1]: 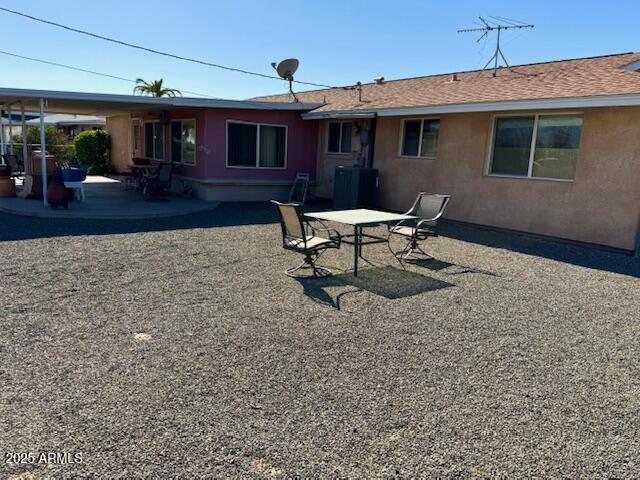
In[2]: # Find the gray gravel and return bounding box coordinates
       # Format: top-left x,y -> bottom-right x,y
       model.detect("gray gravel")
1,203 -> 640,478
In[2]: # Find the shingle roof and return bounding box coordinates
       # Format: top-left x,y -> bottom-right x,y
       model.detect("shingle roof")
251,52 -> 640,114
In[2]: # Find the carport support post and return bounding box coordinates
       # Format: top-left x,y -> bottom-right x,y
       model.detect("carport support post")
7,105 -> 12,154
39,98 -> 48,207
0,108 -> 5,157
20,102 -> 27,174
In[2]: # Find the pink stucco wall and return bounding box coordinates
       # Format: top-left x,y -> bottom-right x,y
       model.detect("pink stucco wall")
136,107 -> 318,182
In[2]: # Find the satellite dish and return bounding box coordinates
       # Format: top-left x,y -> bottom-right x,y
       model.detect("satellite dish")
272,58 -> 300,102
274,58 -> 299,80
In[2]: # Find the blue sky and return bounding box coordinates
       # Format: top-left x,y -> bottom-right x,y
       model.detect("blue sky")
0,0 -> 637,99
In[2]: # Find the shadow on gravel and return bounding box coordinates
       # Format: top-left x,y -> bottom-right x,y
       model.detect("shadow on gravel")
441,221 -> 640,279
298,266 -> 454,310
407,258 -> 500,277
0,202 -> 279,242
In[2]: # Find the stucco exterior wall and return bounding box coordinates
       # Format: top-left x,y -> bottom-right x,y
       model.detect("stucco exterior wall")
129,108 -> 318,183
108,107 -> 318,201
372,107 -> 640,251
200,109 -> 318,182
105,114 -> 131,173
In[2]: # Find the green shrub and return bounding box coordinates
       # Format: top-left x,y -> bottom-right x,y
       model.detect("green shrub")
74,129 -> 110,166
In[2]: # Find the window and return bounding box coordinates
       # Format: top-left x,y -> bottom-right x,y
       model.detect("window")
401,118 -> 440,157
144,122 -> 165,160
227,121 -> 286,168
171,119 -> 196,165
327,121 -> 353,153
132,124 -> 141,152
489,114 -> 583,180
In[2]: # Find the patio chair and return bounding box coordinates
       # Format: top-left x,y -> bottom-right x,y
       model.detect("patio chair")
2,154 -> 23,178
388,192 -> 451,264
142,163 -> 173,196
272,200 -> 341,277
288,172 -> 310,205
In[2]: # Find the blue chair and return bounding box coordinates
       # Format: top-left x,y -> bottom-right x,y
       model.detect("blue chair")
62,167 -> 88,201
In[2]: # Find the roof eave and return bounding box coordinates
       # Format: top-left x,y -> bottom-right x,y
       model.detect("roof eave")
0,87 -> 323,113
301,93 -> 640,119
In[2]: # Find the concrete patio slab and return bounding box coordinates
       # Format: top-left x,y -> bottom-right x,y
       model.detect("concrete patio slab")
0,175 -> 219,219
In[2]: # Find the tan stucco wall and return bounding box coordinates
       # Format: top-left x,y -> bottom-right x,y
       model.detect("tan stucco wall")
315,119 -> 370,198
106,114 -> 132,173
372,107 -> 640,251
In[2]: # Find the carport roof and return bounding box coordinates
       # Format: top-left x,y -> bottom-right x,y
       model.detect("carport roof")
0,87 -> 322,116
25,114 -> 106,126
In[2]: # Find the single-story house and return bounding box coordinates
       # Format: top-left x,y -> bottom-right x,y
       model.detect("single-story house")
250,52 -> 640,254
1,52 -> 639,253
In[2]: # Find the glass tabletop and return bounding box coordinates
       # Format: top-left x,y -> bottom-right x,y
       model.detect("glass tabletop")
305,209 -> 416,226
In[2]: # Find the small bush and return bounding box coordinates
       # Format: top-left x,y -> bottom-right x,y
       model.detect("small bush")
74,130 -> 110,166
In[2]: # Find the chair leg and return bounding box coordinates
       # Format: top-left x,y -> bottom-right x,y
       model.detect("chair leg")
390,238 -> 434,265
285,252 -> 332,278
411,242 -> 433,260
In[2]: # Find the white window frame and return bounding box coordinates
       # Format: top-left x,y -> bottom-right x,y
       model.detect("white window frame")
143,120 -> 166,162
131,118 -> 142,154
170,118 -> 197,166
485,112 -> 583,183
398,117 -> 440,159
326,121 -> 353,154
225,120 -> 288,170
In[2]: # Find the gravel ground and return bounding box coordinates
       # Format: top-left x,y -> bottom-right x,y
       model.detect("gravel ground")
1,203 -> 640,478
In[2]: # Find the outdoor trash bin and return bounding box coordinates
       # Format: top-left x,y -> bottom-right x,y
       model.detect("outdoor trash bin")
47,169 -> 70,209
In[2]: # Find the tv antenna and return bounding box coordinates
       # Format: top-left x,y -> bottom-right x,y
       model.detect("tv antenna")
458,16 -> 534,77
271,58 -> 300,102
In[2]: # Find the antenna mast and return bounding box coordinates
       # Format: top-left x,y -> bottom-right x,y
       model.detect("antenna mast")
458,16 -> 534,77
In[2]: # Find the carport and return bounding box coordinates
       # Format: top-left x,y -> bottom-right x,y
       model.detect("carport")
0,87 -> 191,206
0,86 -> 319,212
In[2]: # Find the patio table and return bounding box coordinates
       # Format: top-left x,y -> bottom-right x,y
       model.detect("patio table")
305,209 -> 417,276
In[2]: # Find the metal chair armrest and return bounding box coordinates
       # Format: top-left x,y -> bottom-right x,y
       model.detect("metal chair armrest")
387,218 -> 418,244
416,218 -> 440,231
388,218 -> 414,232
307,219 -> 341,246
312,227 -> 342,246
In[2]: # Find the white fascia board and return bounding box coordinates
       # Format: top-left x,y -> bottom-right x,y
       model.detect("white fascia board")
170,97 -> 322,110
301,111 -> 376,120
301,111 -> 341,120
0,87 -> 320,111
301,93 -> 640,119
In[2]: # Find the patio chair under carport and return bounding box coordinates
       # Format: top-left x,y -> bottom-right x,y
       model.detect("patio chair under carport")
142,163 -> 173,197
2,154 -> 23,178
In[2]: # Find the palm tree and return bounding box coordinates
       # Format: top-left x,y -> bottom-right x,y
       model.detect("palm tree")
133,78 -> 181,97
